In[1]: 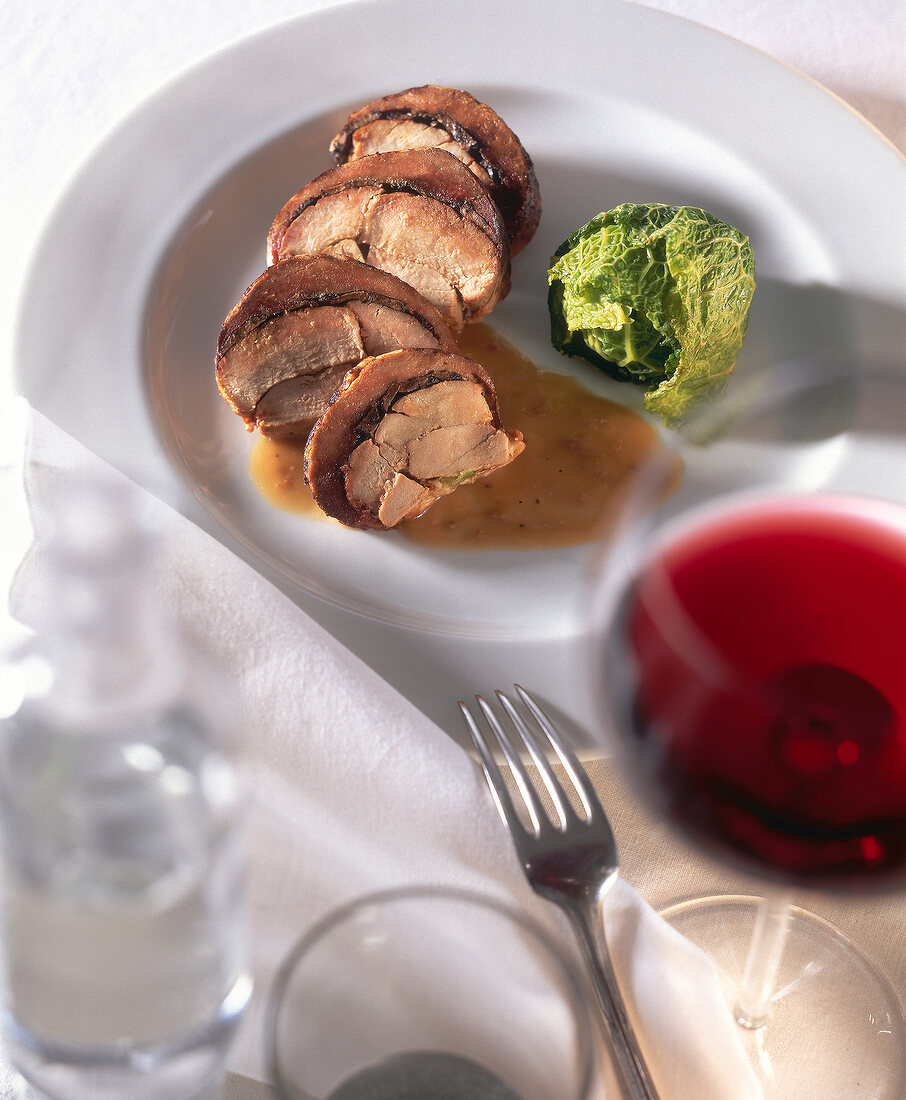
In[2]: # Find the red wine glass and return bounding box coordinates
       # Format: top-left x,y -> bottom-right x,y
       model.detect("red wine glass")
587,364 -> 906,1098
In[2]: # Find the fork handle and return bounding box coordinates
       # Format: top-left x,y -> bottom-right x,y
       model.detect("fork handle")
565,901 -> 660,1100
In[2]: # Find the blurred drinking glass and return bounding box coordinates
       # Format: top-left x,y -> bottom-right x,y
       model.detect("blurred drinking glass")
267,885 -> 594,1100
0,476 -> 251,1099
587,363 -> 906,1098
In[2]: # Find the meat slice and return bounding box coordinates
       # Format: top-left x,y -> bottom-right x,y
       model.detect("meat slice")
266,148 -> 510,330
215,255 -> 457,438
329,85 -> 541,256
217,306 -> 365,435
344,120 -> 492,186
304,348 -> 525,530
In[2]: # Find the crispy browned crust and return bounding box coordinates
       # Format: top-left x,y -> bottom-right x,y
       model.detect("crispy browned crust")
217,254 -> 457,359
266,149 -> 511,327
266,147 -> 508,265
329,85 -> 541,256
304,348 -> 507,530
215,256 -> 458,429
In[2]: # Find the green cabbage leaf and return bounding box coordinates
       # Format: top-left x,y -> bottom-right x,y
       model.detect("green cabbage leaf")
547,203 -> 755,427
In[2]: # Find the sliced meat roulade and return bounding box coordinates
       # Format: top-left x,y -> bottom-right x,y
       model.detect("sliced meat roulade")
215,255 -> 457,439
304,348 -> 525,530
266,148 -> 510,330
329,84 -> 541,256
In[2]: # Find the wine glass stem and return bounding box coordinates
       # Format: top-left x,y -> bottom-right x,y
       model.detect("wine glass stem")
733,889 -> 794,1029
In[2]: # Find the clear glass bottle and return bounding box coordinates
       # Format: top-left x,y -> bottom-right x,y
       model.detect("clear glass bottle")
0,480 -> 251,1099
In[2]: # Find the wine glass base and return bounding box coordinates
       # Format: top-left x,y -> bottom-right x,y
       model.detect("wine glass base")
659,895 -> 906,1099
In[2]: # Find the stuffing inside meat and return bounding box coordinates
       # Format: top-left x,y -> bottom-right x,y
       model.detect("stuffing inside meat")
305,348 -> 524,530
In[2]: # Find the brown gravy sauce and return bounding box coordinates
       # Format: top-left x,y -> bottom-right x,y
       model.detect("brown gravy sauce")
249,434 -> 324,520
249,324 -> 663,549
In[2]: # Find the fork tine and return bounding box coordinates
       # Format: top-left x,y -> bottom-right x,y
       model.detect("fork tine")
514,684 -> 603,822
459,698 -> 541,837
463,688 -> 657,1099
495,689 -> 574,827
475,694 -> 550,835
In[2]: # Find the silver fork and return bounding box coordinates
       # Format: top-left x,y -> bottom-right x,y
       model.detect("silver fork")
460,685 -> 659,1100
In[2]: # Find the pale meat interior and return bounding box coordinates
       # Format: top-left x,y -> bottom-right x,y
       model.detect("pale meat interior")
348,119 -> 493,186
344,378 -> 524,528
278,189 -> 501,329
217,301 -> 447,436
217,307 -> 364,431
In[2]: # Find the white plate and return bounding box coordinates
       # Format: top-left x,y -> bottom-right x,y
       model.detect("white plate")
14,0 -> 906,639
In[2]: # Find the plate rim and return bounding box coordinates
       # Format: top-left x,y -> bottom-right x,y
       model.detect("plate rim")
13,0 -> 906,638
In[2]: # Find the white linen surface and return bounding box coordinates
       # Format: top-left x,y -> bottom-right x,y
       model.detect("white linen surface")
0,398 -> 762,1098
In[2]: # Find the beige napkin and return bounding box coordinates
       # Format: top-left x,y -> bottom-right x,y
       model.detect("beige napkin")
0,398 -> 762,1099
